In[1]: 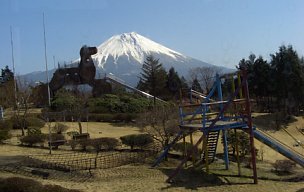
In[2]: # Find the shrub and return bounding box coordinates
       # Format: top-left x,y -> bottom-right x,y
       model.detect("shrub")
77,139 -> 90,151
27,116 -> 45,128
273,160 -> 296,173
0,119 -> 13,130
27,126 -> 42,135
89,137 -> 120,151
0,120 -> 12,143
20,134 -> 46,146
0,177 -> 81,192
120,134 -> 153,150
10,116 -> 45,129
69,140 -> 78,150
52,122 -> 68,134
0,129 -> 10,143
67,131 -> 79,137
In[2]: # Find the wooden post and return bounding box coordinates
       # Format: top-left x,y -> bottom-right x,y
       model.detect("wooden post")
47,117 -> 52,155
190,132 -> 195,164
183,134 -> 187,167
242,70 -> 258,184
203,132 -> 209,173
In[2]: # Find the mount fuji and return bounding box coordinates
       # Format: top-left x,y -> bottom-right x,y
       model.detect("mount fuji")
93,32 -> 217,84
21,32 -> 231,86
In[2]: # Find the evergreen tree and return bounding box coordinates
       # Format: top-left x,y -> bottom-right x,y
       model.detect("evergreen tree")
270,45 -> 304,113
166,67 -> 182,96
191,78 -> 203,93
180,76 -> 189,89
137,55 -> 167,104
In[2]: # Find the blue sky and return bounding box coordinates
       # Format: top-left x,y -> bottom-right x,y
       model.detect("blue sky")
0,0 -> 303,74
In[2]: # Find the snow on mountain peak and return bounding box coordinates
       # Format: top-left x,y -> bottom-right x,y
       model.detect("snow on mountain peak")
93,32 -> 185,68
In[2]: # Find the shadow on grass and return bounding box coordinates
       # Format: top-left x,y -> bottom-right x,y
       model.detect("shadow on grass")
214,172 -> 304,183
253,113 -> 297,131
158,167 -> 256,190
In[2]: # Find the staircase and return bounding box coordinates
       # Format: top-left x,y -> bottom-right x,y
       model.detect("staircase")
202,131 -> 220,163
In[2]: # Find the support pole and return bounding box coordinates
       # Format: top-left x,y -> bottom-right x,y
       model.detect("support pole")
232,76 -> 241,174
47,117 -> 52,155
216,74 -> 223,119
234,129 -> 241,175
190,132 -> 195,164
242,70 -> 258,184
223,129 -> 229,170
203,132 -> 209,173
183,134 -> 187,167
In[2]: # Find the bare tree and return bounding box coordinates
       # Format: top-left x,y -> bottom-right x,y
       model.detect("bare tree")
15,77 -> 32,136
188,66 -> 222,93
137,105 -> 180,148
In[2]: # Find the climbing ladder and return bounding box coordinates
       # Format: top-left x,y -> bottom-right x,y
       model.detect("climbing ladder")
202,131 -> 220,163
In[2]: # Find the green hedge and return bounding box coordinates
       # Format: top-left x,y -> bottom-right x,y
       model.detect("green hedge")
88,94 -> 152,113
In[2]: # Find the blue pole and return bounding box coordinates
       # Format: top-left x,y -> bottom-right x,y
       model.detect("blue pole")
223,129 -> 229,169
216,73 -> 229,169
216,74 -> 224,119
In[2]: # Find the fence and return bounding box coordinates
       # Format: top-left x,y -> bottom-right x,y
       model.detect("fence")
26,149 -> 158,172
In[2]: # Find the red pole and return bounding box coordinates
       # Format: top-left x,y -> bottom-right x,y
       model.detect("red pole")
242,69 -> 258,184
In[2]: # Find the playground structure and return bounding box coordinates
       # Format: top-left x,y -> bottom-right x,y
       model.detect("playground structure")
153,69 -> 304,184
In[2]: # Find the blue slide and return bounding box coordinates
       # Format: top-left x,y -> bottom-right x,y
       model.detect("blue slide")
254,129 -> 304,167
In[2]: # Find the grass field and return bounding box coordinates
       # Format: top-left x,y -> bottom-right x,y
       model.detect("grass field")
1,112 -> 304,191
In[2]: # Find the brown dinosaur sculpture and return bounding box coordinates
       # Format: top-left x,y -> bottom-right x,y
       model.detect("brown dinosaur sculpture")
49,45 -> 111,97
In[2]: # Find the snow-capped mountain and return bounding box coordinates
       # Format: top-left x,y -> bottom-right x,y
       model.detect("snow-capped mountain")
92,32 -> 223,85
94,32 -> 186,67
21,32 -> 232,86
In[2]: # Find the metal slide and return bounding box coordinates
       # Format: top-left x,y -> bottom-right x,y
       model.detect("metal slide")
253,129 -> 304,167
106,75 -> 166,103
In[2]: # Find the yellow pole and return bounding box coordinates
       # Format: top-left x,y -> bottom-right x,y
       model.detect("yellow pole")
235,129 -> 241,175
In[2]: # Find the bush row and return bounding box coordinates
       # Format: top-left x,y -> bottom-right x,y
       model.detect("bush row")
70,137 -> 120,151
19,133 -> 155,151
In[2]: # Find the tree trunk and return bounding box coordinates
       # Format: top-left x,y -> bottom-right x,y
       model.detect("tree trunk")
78,120 -> 83,134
